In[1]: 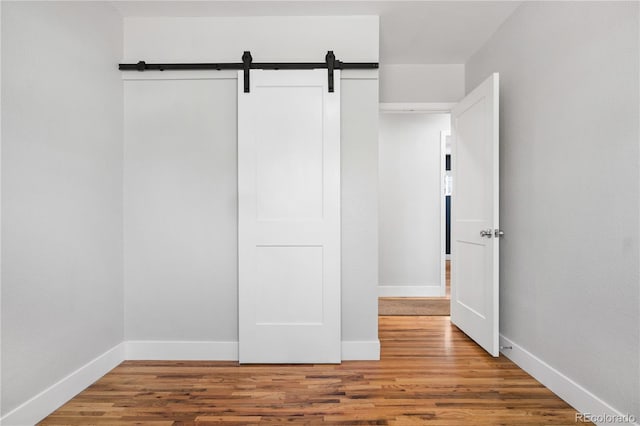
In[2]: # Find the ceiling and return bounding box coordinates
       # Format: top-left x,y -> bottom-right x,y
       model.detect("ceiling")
111,1 -> 521,64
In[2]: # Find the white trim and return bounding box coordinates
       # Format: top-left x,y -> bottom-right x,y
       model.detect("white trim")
500,335 -> 639,426
125,341 -> 239,361
341,69 -> 379,80
0,0 -> 3,418
121,69 -> 377,82
121,70 -> 238,81
0,337 -> 379,425
0,343 -> 125,426
124,340 -> 380,361
4,336 -> 631,425
378,284 -> 443,297
379,102 -> 455,113
3,337 -> 632,426
126,340 -> 380,362
341,341 -> 380,361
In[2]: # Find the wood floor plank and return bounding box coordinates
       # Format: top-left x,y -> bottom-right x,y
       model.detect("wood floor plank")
40,316 -> 588,425
379,298 -> 450,316
379,261 -> 451,316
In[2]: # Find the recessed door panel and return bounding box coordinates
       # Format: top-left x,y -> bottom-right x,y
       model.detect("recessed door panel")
255,87 -> 324,222
254,245 -> 324,325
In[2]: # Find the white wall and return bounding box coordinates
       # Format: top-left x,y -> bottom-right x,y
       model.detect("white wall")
123,17 -> 380,354
124,16 -> 378,63
379,113 -> 449,297
467,1 -> 639,418
1,1 -> 123,417
124,76 -> 238,342
380,64 -> 464,103
341,75 -> 379,345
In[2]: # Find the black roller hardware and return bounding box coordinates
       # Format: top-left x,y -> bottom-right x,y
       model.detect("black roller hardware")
119,51 -> 379,93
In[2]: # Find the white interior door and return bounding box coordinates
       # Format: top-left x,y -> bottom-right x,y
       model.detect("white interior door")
238,69 -> 341,363
450,73 -> 500,357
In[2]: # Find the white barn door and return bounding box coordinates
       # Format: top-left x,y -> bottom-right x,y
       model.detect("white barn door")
238,69 -> 341,363
451,73 -> 500,357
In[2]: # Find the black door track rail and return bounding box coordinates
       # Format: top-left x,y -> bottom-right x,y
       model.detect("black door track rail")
119,50 -> 378,93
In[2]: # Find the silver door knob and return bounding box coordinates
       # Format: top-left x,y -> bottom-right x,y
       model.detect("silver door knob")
480,229 -> 493,238
495,229 -> 505,238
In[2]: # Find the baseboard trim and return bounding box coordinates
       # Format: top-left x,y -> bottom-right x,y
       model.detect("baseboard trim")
1,339 -> 381,424
125,341 -> 239,361
6,335 -> 634,426
378,284 -> 443,297
125,340 -> 380,362
0,343 -> 125,426
499,335 -> 638,426
341,340 -> 380,361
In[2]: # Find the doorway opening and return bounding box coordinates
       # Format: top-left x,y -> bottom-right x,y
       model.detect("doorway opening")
442,130 -> 452,301
377,103 -> 454,316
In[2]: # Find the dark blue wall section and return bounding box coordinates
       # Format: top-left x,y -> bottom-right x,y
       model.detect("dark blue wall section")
445,155 -> 451,255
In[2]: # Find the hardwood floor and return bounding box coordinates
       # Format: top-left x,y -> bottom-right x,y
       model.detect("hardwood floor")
446,259 -> 450,297
41,316 -> 585,425
379,261 -> 451,316
378,298 -> 449,316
